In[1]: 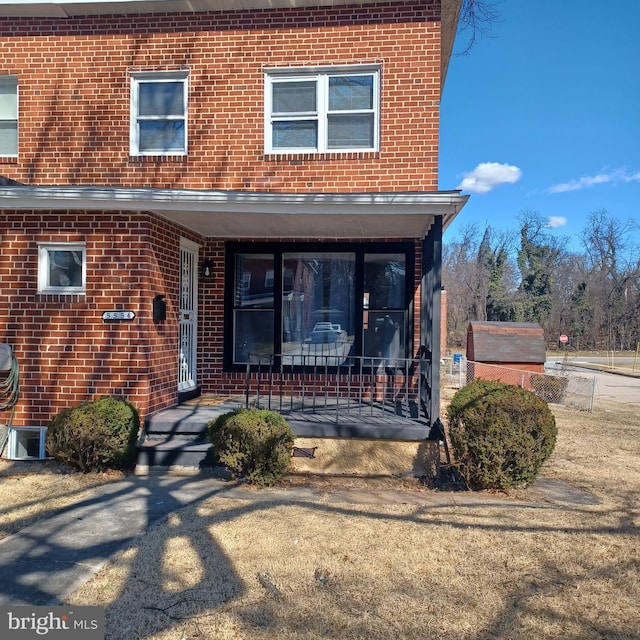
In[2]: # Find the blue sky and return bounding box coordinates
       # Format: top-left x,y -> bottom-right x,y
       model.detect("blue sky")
440,0 -> 640,252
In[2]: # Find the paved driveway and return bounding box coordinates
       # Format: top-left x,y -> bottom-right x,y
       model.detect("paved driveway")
546,359 -> 640,406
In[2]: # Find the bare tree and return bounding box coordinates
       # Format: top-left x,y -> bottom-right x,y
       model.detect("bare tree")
580,210 -> 640,350
443,222 -> 518,347
444,209 -> 640,354
443,223 -> 482,346
457,0 -> 501,55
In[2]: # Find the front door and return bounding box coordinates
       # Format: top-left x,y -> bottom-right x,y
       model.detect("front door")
178,238 -> 199,392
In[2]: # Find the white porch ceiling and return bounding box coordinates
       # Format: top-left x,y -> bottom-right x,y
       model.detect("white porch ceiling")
0,185 -> 468,239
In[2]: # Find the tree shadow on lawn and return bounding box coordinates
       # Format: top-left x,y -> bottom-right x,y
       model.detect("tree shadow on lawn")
0,473 -> 240,608
0,469 -> 637,639
76,476 -> 640,640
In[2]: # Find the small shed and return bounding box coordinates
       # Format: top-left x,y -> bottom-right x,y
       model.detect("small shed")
466,321 -> 546,385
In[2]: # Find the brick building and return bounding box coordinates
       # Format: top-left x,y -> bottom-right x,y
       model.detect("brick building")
0,0 -> 468,461
466,321 -> 546,387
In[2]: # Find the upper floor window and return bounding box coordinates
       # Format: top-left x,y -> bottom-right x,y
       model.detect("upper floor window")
265,66 -> 380,154
0,76 -> 18,157
37,243 -> 86,294
130,71 -> 188,156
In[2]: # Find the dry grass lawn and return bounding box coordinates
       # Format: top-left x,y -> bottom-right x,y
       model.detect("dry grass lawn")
1,395 -> 639,640
0,461 -> 125,540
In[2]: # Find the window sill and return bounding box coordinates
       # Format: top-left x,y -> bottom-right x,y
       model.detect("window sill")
129,154 -> 188,163
35,292 -> 87,301
263,151 -> 380,163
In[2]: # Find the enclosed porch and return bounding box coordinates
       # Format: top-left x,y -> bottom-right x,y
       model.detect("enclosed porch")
136,352 -> 445,474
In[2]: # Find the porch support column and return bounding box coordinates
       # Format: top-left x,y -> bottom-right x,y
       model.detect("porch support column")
420,215 -> 443,433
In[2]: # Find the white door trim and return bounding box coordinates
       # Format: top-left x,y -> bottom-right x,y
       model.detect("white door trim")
178,238 -> 200,392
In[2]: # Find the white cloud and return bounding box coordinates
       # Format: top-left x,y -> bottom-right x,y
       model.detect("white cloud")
457,162 -> 522,194
546,216 -> 567,229
547,169 -> 640,194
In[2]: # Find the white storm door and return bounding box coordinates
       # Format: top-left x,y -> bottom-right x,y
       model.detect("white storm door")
178,238 -> 199,391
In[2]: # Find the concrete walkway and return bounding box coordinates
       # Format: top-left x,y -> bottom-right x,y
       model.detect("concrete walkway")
0,470 -> 590,607
0,473 -> 270,606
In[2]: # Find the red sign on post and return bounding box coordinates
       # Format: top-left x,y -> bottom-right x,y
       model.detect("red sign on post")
559,334 -> 569,344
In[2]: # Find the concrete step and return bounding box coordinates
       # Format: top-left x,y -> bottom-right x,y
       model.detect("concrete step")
136,436 -> 213,472
137,401 -> 243,472
143,402 -> 241,437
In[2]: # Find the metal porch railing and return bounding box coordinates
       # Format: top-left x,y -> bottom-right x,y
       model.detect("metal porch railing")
244,353 -> 425,422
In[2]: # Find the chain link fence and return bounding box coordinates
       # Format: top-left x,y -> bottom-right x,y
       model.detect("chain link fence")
442,356 -> 595,412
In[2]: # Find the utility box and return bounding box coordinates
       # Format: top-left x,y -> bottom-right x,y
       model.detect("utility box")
153,295 -> 167,323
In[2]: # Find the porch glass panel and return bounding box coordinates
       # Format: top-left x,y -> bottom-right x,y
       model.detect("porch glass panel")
363,253 -> 406,367
233,253 -> 275,363
363,310 -> 406,368
235,253 -> 274,308
282,252 -> 355,364
233,310 -> 275,363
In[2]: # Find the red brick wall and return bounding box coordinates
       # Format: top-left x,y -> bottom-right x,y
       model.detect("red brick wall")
1,214 -> 430,425
470,362 -> 546,392
0,211 -> 199,427
0,1 -> 441,192
0,2 -> 445,428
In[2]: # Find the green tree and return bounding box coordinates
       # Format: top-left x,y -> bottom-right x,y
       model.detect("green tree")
476,227 -> 517,322
517,212 -> 564,326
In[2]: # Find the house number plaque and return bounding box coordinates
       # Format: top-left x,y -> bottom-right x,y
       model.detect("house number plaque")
102,311 -> 135,321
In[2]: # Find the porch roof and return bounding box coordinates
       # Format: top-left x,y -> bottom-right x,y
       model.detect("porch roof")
0,184 -> 468,238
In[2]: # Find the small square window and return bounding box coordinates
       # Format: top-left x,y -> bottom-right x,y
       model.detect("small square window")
0,75 -> 18,157
130,71 -> 188,156
8,427 -> 47,460
38,243 -> 86,294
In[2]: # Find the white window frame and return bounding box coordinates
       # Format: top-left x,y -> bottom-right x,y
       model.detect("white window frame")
7,427 -> 47,460
0,75 -> 18,157
130,70 -> 188,156
264,65 -> 380,154
37,243 -> 87,294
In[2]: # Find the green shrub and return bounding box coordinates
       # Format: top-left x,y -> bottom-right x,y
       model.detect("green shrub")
208,408 -> 293,487
447,379 -> 557,491
46,397 -> 140,472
